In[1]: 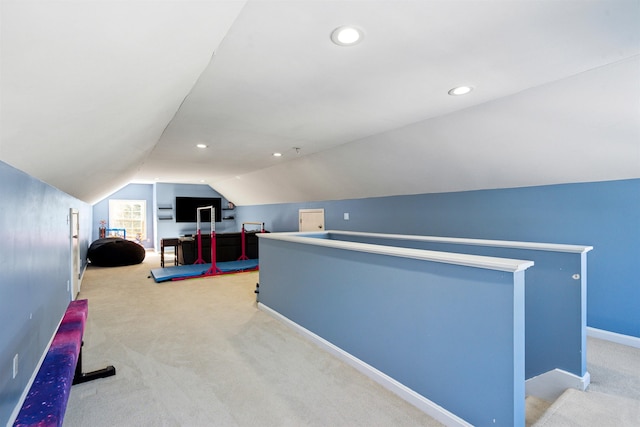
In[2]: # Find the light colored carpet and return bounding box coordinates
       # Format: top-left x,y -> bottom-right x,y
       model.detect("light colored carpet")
526,396 -> 552,427
532,337 -> 640,427
533,389 -> 640,427
64,253 -> 444,426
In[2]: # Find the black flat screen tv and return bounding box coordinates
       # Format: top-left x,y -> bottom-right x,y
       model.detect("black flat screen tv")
175,197 -> 222,223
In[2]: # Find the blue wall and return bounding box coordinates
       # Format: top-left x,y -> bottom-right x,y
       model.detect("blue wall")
92,183 -> 154,248
153,183 -> 236,249
259,237 -> 527,426
92,183 -> 238,250
0,161 -> 92,425
236,179 -> 640,339
321,232 -> 589,379
89,178 -> 640,336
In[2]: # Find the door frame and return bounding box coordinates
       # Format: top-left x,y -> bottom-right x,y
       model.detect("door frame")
69,208 -> 80,300
298,208 -> 325,232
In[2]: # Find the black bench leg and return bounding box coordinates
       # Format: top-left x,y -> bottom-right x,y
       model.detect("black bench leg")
73,342 -> 116,385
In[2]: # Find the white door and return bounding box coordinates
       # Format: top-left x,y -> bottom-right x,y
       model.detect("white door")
70,208 -> 80,299
299,209 -> 325,232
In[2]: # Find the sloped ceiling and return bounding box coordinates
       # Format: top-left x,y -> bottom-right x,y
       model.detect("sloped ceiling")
1,1 -> 639,205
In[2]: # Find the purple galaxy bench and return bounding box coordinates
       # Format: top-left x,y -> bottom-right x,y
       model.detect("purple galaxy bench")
13,299 -> 116,427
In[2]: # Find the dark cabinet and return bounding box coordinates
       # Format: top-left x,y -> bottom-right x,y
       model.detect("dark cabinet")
177,232 -> 264,264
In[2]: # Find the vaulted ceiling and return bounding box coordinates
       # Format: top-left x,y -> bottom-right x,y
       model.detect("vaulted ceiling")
2,0 -> 639,205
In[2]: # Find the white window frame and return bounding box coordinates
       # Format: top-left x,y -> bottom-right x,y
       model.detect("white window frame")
108,199 -> 146,241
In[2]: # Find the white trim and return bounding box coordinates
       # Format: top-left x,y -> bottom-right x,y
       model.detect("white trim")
325,230 -> 593,254
258,303 -> 473,427
525,369 -> 590,402
108,199 -> 147,241
587,327 -> 640,349
258,233 -> 534,273
298,208 -> 325,232
69,208 -> 80,300
79,262 -> 87,285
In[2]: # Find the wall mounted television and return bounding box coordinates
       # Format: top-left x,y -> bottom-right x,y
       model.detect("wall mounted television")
175,197 -> 222,223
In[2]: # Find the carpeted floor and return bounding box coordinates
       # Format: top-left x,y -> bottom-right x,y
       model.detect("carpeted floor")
533,389 -> 640,427
532,337 -> 640,427
65,253 -> 444,426
65,252 -> 640,426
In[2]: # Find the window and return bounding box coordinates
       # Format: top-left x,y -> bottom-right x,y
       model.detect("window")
109,200 -> 146,241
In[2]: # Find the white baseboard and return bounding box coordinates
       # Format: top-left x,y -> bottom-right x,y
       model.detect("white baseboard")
79,263 -> 87,282
258,303 -> 472,427
525,369 -> 590,402
6,318 -> 63,427
587,327 -> 640,349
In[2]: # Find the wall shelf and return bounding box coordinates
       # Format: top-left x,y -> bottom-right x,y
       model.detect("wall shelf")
222,204 -> 234,220
157,204 -> 173,220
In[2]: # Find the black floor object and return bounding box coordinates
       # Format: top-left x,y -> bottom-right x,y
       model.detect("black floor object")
88,237 -> 146,267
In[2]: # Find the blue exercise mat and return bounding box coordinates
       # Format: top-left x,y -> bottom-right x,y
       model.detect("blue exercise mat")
150,259 -> 259,282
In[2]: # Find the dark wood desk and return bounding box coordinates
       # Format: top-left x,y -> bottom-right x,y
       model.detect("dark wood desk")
160,238 -> 180,267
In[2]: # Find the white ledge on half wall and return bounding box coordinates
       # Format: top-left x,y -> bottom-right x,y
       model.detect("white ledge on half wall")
324,230 -> 594,254
258,232 -> 535,273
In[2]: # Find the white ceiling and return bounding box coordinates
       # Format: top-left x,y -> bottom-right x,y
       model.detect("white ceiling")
1,0 -> 639,205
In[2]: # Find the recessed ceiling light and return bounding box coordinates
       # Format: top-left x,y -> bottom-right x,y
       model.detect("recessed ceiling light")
196,143 -> 208,148
448,86 -> 473,96
331,26 -> 364,46
273,152 -> 282,157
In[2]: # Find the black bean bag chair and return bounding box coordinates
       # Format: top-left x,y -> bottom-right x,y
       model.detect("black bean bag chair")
88,238 -> 146,267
